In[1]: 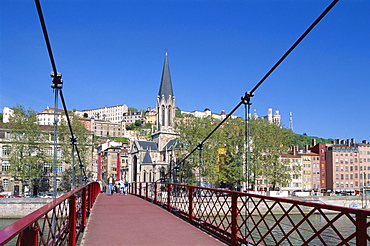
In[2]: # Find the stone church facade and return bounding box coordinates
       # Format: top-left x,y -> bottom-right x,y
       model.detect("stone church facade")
129,52 -> 178,183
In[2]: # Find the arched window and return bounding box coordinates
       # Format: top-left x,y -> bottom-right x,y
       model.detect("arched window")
162,106 -> 165,126
144,171 -> 147,182
168,106 -> 171,126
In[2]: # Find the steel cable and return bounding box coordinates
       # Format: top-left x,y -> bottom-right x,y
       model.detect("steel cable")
171,0 -> 339,181
34,0 -> 87,181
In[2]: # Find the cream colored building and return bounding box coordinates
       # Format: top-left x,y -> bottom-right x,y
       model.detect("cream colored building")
76,104 -> 128,123
181,108 -> 238,120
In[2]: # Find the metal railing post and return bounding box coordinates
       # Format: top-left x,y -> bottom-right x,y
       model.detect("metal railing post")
139,182 -> 142,197
82,188 -> 87,227
231,194 -> 239,245
20,227 -> 39,246
87,184 -> 92,213
356,211 -> 367,245
189,187 -> 194,222
167,183 -> 172,211
69,195 -> 77,246
154,183 -> 158,203
146,182 -> 149,200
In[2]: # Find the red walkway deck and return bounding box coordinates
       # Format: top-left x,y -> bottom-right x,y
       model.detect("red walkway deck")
80,193 -> 226,246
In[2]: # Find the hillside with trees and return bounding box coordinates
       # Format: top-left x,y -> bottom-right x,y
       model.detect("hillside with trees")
174,113 -> 332,189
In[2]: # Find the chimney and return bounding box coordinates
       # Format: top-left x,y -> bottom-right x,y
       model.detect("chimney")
312,138 -> 317,146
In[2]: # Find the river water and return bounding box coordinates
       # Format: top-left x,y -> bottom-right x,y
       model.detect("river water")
240,213 -> 357,246
0,218 -> 17,230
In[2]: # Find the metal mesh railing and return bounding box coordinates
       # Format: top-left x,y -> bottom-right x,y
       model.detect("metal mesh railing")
131,182 -> 370,246
0,182 -> 101,246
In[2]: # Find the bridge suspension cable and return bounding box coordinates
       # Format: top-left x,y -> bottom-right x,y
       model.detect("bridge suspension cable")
168,0 -> 339,183
34,0 -> 88,191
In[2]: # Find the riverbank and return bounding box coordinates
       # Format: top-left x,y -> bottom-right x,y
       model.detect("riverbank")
0,198 -> 52,218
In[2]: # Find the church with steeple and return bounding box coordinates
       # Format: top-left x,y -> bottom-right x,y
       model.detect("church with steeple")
152,51 -> 177,150
129,52 -> 178,183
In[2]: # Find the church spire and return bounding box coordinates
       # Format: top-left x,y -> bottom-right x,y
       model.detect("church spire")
158,51 -> 174,100
153,51 -> 177,150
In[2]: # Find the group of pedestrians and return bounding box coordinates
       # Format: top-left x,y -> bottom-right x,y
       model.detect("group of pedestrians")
107,174 -> 128,196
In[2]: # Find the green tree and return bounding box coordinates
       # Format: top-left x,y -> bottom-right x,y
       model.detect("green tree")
249,118 -> 298,190
134,120 -> 142,127
58,113 -> 93,191
175,116 -> 245,187
128,107 -> 138,112
290,132 -> 332,148
175,107 -> 182,117
7,105 -> 52,195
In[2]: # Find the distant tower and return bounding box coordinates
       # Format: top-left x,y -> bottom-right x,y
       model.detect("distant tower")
267,108 -> 273,122
289,112 -> 293,131
272,109 -> 281,126
152,51 -> 177,149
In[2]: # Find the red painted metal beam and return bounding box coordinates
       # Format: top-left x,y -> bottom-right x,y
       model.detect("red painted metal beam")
69,195 -> 77,246
97,151 -> 102,181
116,151 -> 121,181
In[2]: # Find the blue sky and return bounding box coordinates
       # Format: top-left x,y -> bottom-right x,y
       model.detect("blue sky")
1,0 -> 369,142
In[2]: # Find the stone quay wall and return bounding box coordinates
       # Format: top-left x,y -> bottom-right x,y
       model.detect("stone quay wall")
0,198 -> 52,218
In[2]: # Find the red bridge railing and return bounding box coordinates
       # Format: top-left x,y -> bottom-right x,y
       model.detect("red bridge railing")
0,182 -> 101,246
130,182 -> 370,246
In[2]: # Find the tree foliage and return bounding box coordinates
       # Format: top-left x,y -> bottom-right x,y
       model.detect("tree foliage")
7,105 -> 52,193
249,118 -> 297,190
175,116 -> 245,187
128,107 -> 138,112
175,114 -> 304,190
58,113 -> 93,190
6,105 -> 92,193
291,133 -> 332,148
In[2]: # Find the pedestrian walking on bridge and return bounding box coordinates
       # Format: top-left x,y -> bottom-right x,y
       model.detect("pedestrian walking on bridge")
107,174 -> 115,195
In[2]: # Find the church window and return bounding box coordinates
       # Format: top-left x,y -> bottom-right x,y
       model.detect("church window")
168,107 -> 171,126
162,106 -> 165,126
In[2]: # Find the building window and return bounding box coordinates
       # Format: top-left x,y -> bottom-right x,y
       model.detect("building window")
56,163 -> 63,173
1,161 -> 10,171
2,145 -> 10,156
3,179 -> 9,188
162,107 -> 165,126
